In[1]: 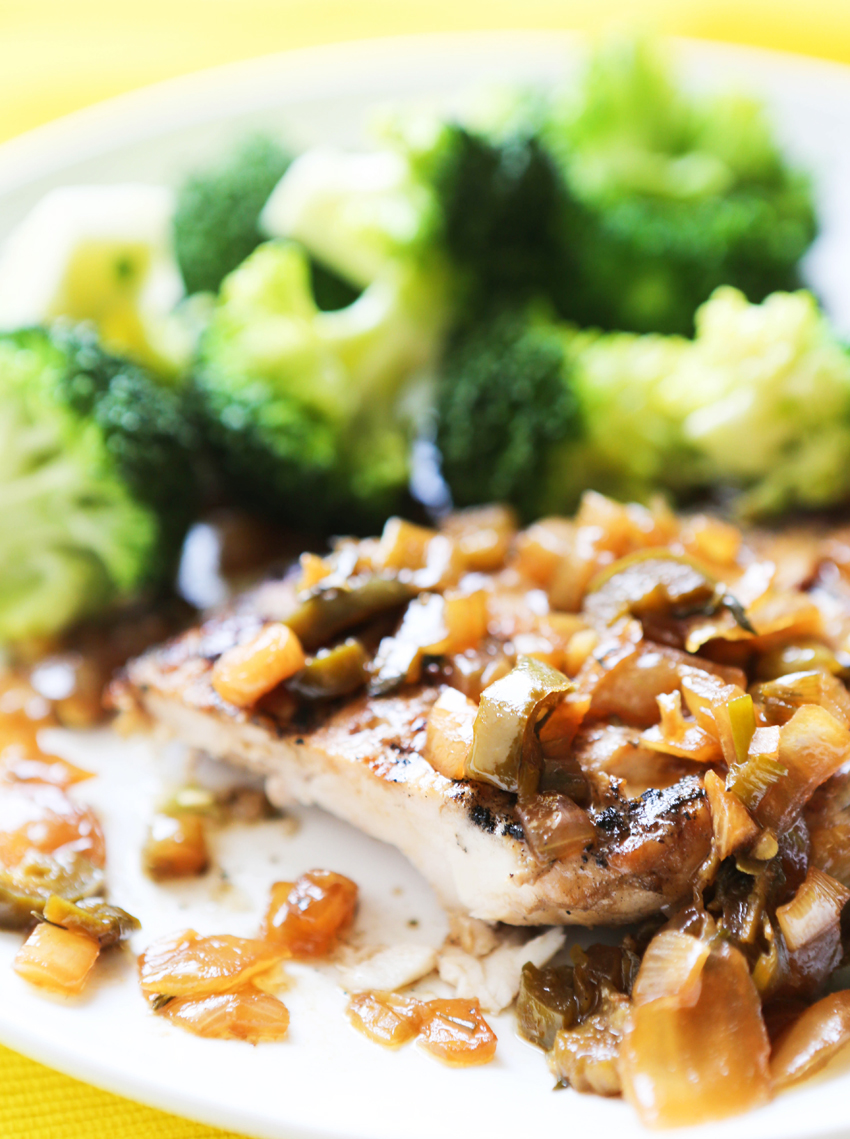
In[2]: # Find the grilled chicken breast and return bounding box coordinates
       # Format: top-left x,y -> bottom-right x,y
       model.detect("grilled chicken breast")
120,595 -> 712,927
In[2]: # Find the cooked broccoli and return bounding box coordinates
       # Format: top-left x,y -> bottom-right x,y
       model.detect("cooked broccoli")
436,309 -> 587,519
174,135 -> 293,296
655,286 -> 850,514
192,239 -> 447,532
542,34 -> 817,334
0,324 -> 197,643
436,288 -> 850,519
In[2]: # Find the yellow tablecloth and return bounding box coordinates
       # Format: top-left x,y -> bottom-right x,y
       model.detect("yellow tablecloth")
1,1 -> 850,1135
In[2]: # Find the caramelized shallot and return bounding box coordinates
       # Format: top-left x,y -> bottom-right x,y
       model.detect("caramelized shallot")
14,921 -> 99,995
771,991 -> 850,1089
262,870 -> 357,957
161,988 -> 290,1043
418,998 -> 497,1066
620,937 -> 771,1127
347,991 -> 424,1049
139,930 -> 282,1000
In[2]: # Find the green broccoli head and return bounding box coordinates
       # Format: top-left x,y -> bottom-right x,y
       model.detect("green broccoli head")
655,286 -> 850,514
193,240 -> 447,532
423,123 -> 575,315
543,34 -> 817,333
0,325 -> 197,643
173,134 -> 293,296
436,308 -> 586,520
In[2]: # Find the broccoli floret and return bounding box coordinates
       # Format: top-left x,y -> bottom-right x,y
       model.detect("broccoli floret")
543,35 -> 817,333
174,135 -> 293,296
0,324 -> 197,643
655,287 -> 850,514
436,309 -> 586,520
424,123 -> 575,315
193,240 -> 446,532
436,288 -> 850,519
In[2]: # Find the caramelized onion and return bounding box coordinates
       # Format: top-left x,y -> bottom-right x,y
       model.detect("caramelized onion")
347,991 -> 424,1049
139,930 -> 283,999
424,688 -> 477,781
771,991 -> 850,1089
753,670 -> 850,729
704,770 -> 760,861
754,706 -> 850,832
161,988 -> 290,1043
418,998 -> 497,1066
517,793 -> 595,862
642,690 -> 723,763
620,938 -> 770,1127
775,868 -> 850,994
631,930 -> 711,1009
262,871 -> 357,957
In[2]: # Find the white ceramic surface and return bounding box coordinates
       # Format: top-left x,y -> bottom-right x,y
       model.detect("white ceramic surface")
1,32 -> 850,1139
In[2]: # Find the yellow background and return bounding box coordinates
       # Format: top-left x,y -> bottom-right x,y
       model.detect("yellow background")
0,1 -> 847,1136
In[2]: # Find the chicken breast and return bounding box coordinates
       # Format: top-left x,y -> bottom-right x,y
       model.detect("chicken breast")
119,600 -> 712,927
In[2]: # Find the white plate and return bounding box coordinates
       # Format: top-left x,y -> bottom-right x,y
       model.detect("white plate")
2,31 -> 850,1139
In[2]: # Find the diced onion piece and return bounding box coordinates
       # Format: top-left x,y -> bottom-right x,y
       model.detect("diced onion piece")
589,644 -> 745,731
0,781 -> 106,870
161,988 -> 290,1043
642,690 -> 723,762
516,962 -> 578,1050
14,921 -> 99,995
754,705 -> 850,832
771,991 -> 850,1089
211,624 -> 305,708
774,868 -> 850,994
143,813 -> 209,881
424,688 -> 476,781
466,657 -> 571,793
680,514 -> 741,568
620,940 -> 770,1128
347,991 -> 424,1049
808,772 -> 850,887
296,552 -> 332,592
440,505 -> 517,572
262,870 -> 357,957
564,628 -> 599,676
753,670 -> 850,729
376,517 -> 437,571
139,930 -> 283,999
512,518 -> 574,590
777,868 -> 850,953
443,590 -> 489,653
704,770 -> 760,861
517,793 -> 595,861
631,930 -> 711,1009
418,998 -> 497,1066
680,671 -> 750,766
